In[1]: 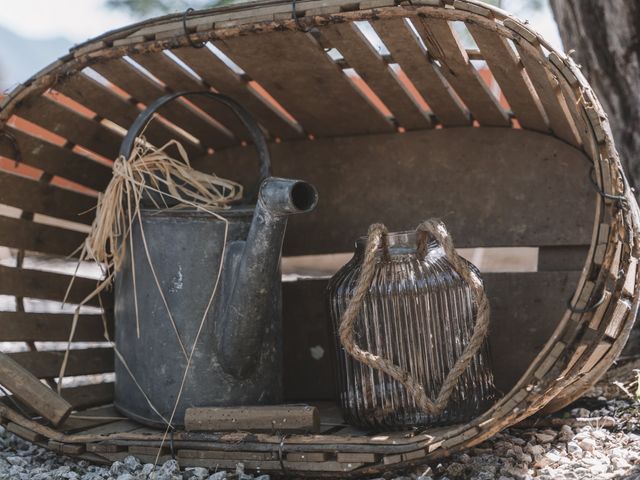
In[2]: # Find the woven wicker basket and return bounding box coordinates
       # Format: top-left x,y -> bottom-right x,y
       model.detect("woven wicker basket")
0,0 -> 638,476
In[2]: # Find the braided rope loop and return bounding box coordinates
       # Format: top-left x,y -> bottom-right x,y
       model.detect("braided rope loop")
338,220 -> 491,415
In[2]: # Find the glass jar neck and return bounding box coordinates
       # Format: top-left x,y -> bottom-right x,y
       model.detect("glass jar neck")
354,230 -> 440,258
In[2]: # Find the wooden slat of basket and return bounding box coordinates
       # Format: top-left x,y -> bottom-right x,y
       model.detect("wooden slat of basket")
0,312 -> 110,342
61,406 -> 123,433
7,422 -> 44,442
511,41 -> 581,147
0,127 -> 111,192
538,245 -> 590,272
319,23 -> 431,130
130,52 -> 250,141
55,73 -> 202,160
177,456 -> 364,472
466,24 -> 548,131
48,440 -> 85,455
1,383 -> 113,419
214,30 -> 394,136
412,18 -> 510,126
61,383 -> 114,411
548,61 -> 598,160
201,128 -> 593,254
480,223 -> 626,422
91,59 -> 231,150
0,216 -> 86,258
0,352 -> 72,426
80,419 -> 140,439
370,18 -> 470,127
9,348 -> 114,379
179,449 -> 276,461
0,265 -> 104,307
0,171 -> 96,225
170,46 -> 304,140
542,291 -> 637,414
15,95 -> 122,161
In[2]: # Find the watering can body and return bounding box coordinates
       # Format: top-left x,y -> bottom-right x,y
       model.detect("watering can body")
114,204 -> 281,427
112,92 -> 318,427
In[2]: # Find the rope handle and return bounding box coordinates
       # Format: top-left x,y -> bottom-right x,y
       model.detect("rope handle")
338,219 -> 491,415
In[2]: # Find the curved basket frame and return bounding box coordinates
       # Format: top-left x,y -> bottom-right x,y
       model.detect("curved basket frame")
0,0 -> 638,476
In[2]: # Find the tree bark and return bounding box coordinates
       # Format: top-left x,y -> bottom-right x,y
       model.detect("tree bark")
551,0 -> 640,184
550,0 -> 640,357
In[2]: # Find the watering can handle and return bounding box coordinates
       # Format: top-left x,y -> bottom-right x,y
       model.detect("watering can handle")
119,90 -> 271,197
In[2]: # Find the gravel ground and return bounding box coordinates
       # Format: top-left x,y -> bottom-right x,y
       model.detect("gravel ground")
1,392 -> 638,480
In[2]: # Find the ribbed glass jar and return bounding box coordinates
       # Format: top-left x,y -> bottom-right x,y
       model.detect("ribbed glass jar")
328,231 -> 497,430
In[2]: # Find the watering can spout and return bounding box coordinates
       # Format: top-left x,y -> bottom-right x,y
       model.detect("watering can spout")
217,177 -> 318,380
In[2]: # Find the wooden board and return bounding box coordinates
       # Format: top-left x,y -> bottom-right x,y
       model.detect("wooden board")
0,312 -> 111,342
171,46 -> 304,140
198,128 -> 594,255
1,127 -> 111,192
319,22 -> 431,130
370,17 -> 470,127
185,405 -> 320,433
15,95 -> 122,160
55,73 -> 201,159
283,279 -> 337,400
0,216 -> 86,257
411,18 -> 510,126
9,348 -> 114,379
538,246 -> 590,272
214,30 -> 395,136
0,171 -> 96,224
91,59 -> 228,151
61,383 -> 115,410
281,271 -> 581,400
130,52 -> 250,141
0,265 -> 105,307
0,351 -> 72,425
466,23 -> 547,131
512,41 -> 580,147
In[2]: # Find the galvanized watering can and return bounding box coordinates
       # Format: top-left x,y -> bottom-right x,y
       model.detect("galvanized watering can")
113,91 -> 318,427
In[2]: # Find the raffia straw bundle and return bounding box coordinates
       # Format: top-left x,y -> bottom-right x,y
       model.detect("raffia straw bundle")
59,138 -> 241,396
82,138 -> 242,275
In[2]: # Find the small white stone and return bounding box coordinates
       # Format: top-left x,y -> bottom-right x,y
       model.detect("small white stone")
589,463 -> 608,475
208,471 -> 227,480
581,456 -> 602,466
611,457 -> 631,469
123,456 -> 140,471
572,408 -> 591,418
579,437 -> 597,452
517,453 -> 533,464
526,444 -> 545,456
186,467 -> 209,479
558,425 -> 574,441
536,433 -> 556,444
544,451 -> 561,463
6,456 -> 27,467
567,441 -> 583,456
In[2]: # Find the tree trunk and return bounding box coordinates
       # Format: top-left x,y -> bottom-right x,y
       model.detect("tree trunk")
550,0 -> 640,358
551,0 -> 640,184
